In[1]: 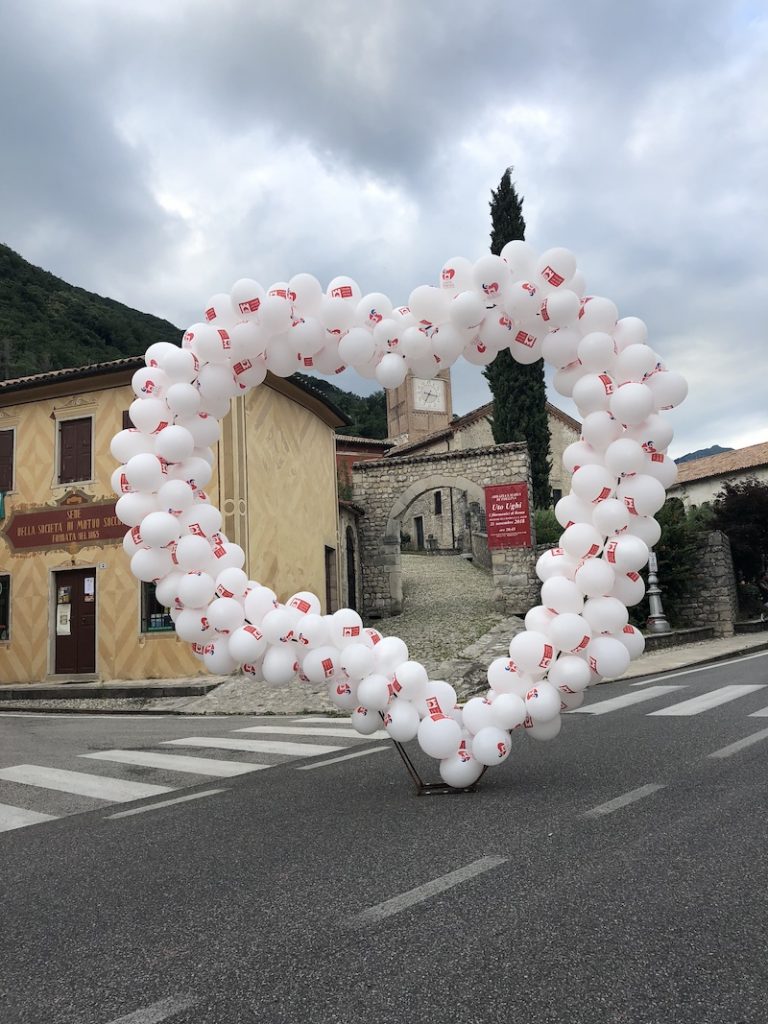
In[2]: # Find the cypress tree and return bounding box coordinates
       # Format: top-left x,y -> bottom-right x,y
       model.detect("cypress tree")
483,168 -> 552,508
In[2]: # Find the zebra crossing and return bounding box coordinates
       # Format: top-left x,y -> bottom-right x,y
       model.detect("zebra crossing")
572,682 -> 768,718
0,716 -> 388,836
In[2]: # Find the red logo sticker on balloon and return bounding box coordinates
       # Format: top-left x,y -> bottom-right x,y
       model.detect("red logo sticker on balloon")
515,330 -> 536,348
426,696 -> 446,721
238,298 -> 261,314
331,285 -> 354,299
541,266 -> 565,287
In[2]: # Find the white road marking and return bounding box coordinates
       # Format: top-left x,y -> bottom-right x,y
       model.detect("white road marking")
570,685 -> 686,715
163,737 -> 343,756
0,801 -> 57,832
583,783 -> 665,818
234,724 -> 388,740
297,746 -> 391,770
630,649 -> 768,685
647,684 -> 766,716
350,856 -> 507,926
748,705 -> 768,717
292,716 -> 349,723
0,765 -> 172,802
81,749 -> 270,777
107,790 -> 226,820
104,992 -> 197,1023
708,727 -> 768,759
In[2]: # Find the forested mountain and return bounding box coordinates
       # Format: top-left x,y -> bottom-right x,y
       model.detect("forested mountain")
0,244 -> 180,378
0,244 -> 388,436
293,373 -> 387,438
675,445 -> 733,464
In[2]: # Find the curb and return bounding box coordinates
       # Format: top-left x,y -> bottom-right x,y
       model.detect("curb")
607,639 -> 768,685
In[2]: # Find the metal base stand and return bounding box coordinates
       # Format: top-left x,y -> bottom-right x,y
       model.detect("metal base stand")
387,733 -> 485,796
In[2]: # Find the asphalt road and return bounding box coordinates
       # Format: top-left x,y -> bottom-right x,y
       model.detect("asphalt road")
1,650 -> 768,1024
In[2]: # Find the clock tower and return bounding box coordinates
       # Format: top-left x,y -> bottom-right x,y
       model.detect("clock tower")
386,369 -> 453,445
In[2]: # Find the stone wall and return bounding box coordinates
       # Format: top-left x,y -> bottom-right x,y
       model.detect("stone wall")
675,530 -> 738,637
352,443 -> 536,617
548,410 -> 580,499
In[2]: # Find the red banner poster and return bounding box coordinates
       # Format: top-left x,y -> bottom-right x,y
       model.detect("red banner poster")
484,483 -> 532,548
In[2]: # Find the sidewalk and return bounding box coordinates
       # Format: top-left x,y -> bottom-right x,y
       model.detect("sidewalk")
1,628 -> 767,716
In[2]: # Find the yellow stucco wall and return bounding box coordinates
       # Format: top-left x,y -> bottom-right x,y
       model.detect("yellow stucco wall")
239,385 -> 340,606
0,371 -> 340,683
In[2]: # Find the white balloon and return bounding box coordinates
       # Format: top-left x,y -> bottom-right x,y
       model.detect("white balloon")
383,700 -> 420,742
471,726 -> 512,766
417,716 -> 462,759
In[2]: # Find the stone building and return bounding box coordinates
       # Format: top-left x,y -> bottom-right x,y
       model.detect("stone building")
381,377 -> 580,552
0,358 -> 346,684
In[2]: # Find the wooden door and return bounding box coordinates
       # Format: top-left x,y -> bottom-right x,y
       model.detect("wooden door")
54,569 -> 96,674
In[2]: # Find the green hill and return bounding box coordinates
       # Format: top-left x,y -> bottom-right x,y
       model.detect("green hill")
0,244 -> 388,437
0,243 -> 181,378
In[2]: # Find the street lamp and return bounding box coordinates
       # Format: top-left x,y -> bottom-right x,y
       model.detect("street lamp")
646,550 -> 671,634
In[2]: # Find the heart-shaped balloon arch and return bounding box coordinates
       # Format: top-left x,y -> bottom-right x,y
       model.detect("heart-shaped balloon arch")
111,241 -> 687,788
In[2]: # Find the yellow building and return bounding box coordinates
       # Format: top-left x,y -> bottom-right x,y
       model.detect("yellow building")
0,358 -> 345,684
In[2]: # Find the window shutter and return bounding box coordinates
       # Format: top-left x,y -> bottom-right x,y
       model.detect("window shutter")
0,431 -> 13,492
59,419 -> 92,484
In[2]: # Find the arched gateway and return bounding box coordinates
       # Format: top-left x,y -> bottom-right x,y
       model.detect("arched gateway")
352,442 -> 541,618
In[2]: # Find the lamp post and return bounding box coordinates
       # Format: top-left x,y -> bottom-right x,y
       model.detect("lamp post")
646,550 -> 671,634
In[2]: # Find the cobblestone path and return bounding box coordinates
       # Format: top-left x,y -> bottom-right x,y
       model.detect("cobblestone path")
366,554 -> 506,669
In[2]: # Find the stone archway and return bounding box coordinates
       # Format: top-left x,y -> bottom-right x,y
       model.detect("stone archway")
352,442 -> 540,618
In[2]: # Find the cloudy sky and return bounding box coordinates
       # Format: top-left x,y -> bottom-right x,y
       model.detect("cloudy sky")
1,0 -> 766,458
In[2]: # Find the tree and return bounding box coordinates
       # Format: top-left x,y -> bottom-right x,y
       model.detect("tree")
711,477 -> 768,584
632,497 -> 701,628
483,168 -> 552,508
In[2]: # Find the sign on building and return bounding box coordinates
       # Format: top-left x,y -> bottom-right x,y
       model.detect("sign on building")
484,482 -> 531,548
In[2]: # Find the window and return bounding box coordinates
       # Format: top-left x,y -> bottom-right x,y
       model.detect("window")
0,574 -> 9,640
122,410 -> 132,431
141,582 -> 174,633
434,490 -> 442,515
58,418 -> 92,484
0,429 -> 14,492
552,488 -> 563,504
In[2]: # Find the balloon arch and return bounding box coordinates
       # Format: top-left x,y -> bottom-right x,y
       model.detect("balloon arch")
110,243 -> 687,789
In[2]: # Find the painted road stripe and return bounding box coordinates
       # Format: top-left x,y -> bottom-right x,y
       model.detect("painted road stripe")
297,746 -> 391,770
350,856 -> 507,926
748,705 -> 768,717
107,790 -> 226,820
583,784 -> 665,818
234,725 -> 388,740
163,737 -> 343,757
708,727 -> 768,759
0,801 -> 57,832
104,992 -> 197,1023
570,685 -> 686,715
630,649 -> 768,685
293,716 -> 349,723
81,750 -> 270,777
648,684 -> 766,716
0,765 -> 172,802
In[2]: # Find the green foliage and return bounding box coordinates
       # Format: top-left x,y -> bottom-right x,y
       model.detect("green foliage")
0,243 -> 180,378
710,477 -> 768,584
633,498 -> 703,628
482,168 -> 552,508
294,372 -> 388,439
534,507 -> 561,545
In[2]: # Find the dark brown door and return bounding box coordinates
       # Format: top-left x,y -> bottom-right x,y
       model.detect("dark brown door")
54,569 -> 96,674
414,516 -> 425,550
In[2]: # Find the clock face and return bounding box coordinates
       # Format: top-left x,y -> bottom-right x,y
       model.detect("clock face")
412,377 -> 446,412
